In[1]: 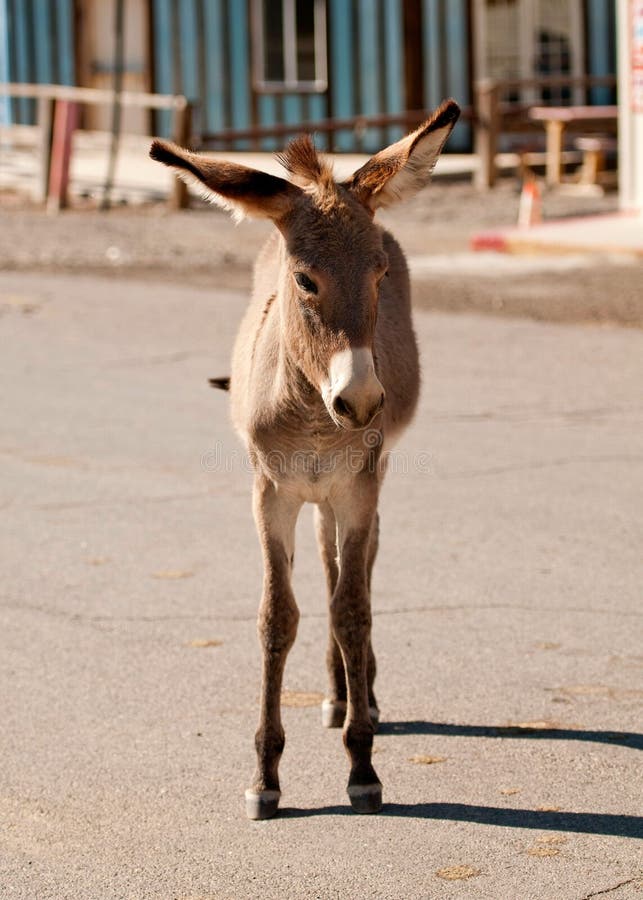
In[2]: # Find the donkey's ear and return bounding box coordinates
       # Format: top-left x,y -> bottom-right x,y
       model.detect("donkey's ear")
150,140 -> 302,221
344,99 -> 460,211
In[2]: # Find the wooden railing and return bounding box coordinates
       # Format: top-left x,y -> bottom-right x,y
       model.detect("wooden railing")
1,74 -> 619,206
199,106 -> 474,151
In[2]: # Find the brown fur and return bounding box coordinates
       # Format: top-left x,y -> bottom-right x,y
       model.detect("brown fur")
150,100 -> 460,817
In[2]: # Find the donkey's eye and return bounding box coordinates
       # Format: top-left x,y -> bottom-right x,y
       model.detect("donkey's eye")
294,272 -> 318,294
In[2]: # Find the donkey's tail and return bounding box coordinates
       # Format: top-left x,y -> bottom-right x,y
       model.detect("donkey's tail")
208,376 -> 230,391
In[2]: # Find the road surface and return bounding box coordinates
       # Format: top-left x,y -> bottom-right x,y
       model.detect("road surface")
1,271 -> 641,899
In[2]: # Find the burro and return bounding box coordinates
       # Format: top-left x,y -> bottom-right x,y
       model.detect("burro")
151,99 -> 460,819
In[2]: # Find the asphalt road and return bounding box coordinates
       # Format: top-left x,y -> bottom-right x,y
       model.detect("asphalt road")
1,271 -> 642,900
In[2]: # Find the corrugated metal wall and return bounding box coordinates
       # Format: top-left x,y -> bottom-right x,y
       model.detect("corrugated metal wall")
585,0 -> 617,105
328,0 -> 405,151
150,0 -> 471,151
1,0 -> 616,151
3,0 -> 75,123
151,0 -> 331,148
421,0 -> 470,150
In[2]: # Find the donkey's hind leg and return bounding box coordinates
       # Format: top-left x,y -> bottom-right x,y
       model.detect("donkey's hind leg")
316,503 -> 379,730
315,503 -> 345,727
365,512 -> 380,728
246,475 -> 301,820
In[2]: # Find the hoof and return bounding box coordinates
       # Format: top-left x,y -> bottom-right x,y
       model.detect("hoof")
322,699 -> 346,728
245,789 -> 281,820
347,783 -> 383,815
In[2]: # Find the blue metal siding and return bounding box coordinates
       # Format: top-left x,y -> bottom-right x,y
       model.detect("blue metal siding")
151,0 -> 331,148
358,0 -> 383,150
33,0 -> 54,85
178,0 -> 201,114
227,0 -> 251,145
382,0 -> 403,143
151,0 -> 470,152
329,0 -> 355,150
10,0 -> 33,121
422,0 -> 470,151
329,0 -> 407,151
55,0 -> 74,85
202,0 -> 227,135
0,0 -> 9,125
423,0 -> 441,110
4,0 -> 75,124
151,0 -> 174,135
586,0 -> 617,105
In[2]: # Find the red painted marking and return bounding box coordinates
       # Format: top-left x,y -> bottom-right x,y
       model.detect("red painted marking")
470,232 -> 509,252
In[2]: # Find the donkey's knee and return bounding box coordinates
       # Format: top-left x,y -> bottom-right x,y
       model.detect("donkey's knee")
257,596 -> 299,654
254,721 -> 285,771
330,601 -> 371,659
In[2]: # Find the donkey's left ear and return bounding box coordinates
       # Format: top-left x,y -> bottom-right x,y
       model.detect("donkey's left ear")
344,99 -> 460,211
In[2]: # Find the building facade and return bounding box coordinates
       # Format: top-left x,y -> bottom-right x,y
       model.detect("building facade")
1,0 -> 616,152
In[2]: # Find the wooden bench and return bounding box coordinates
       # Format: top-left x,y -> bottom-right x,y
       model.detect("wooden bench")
473,76 -> 617,189
527,105 -> 618,186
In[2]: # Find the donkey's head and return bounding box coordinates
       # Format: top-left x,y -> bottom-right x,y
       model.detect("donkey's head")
150,100 -> 459,429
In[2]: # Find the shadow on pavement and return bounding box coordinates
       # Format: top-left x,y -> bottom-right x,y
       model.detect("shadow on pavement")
279,804 -> 643,837
378,721 -> 643,751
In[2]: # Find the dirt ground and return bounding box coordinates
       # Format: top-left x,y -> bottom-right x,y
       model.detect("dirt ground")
1,178 -> 641,327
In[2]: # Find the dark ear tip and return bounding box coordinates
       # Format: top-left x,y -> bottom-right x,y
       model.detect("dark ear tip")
208,376 -> 230,391
432,98 -> 461,128
149,139 -> 177,165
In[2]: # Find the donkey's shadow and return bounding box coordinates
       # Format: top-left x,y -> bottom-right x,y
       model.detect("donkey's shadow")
279,719 -> 643,837
378,719 -> 643,750
279,803 -> 642,838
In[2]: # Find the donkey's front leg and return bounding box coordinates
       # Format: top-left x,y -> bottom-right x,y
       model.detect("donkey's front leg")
331,476 -> 382,814
245,474 -> 301,820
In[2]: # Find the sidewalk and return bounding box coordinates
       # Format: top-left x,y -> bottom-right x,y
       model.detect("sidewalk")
0,128 -> 480,205
472,210 -> 643,258
1,125 -> 565,205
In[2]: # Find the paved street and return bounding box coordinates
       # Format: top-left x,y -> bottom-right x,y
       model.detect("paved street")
1,270 -> 642,899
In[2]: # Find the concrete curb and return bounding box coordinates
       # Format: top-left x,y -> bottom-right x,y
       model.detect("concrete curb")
470,211 -> 643,259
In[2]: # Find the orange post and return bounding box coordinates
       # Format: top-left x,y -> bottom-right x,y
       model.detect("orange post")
47,100 -> 79,213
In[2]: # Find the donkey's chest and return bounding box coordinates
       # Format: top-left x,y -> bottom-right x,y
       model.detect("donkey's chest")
250,419 -> 375,502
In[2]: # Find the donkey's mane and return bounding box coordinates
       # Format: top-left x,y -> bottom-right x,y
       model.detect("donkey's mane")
276,135 -> 335,192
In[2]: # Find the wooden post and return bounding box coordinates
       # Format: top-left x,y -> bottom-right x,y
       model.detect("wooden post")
545,119 -> 565,187
35,95 -> 54,204
474,79 -> 500,190
169,102 -> 192,210
47,100 -> 78,213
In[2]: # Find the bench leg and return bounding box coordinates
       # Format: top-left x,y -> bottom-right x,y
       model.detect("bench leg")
579,149 -> 604,185
545,120 -> 564,186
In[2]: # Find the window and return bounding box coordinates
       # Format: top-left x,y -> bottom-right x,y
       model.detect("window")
252,0 -> 327,93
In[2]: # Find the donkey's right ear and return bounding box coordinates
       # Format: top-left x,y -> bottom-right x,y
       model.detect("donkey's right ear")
343,99 -> 460,211
150,140 -> 302,222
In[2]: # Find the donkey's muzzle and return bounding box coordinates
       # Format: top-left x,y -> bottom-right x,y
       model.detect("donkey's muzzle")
327,347 -> 385,429
333,391 -> 384,429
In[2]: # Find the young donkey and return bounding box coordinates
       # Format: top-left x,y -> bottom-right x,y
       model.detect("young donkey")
150,99 -> 460,819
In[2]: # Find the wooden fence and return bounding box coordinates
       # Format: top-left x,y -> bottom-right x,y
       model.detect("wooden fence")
0,82 -> 191,209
